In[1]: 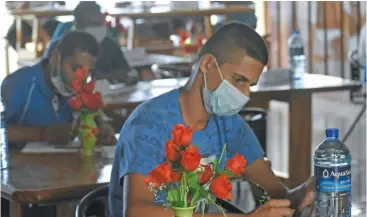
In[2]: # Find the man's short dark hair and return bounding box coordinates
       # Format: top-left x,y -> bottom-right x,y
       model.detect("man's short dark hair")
54,31 -> 100,59
73,1 -> 104,29
199,22 -> 268,66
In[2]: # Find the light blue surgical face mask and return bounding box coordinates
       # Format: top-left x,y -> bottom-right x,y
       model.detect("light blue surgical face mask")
50,51 -> 74,97
202,59 -> 250,116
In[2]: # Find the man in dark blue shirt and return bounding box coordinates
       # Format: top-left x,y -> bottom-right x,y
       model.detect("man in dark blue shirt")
1,31 -> 116,146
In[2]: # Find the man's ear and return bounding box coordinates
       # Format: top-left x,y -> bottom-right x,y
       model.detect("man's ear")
199,54 -> 215,74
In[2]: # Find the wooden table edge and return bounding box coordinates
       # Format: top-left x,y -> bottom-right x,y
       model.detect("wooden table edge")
3,183 -> 108,205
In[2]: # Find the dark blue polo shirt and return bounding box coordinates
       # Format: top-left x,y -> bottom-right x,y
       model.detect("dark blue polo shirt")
1,61 -> 73,126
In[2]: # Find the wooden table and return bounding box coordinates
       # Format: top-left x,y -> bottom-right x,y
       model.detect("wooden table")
102,73 -> 361,188
1,149 -> 112,217
17,53 -> 194,68
9,4 -> 253,55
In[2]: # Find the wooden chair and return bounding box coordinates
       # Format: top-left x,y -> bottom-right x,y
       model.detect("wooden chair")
75,184 -> 247,217
75,181 -> 311,217
75,184 -> 109,217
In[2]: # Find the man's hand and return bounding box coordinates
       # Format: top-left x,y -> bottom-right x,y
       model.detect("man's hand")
97,123 -> 116,146
43,124 -> 73,145
298,177 -> 315,212
251,200 -> 294,217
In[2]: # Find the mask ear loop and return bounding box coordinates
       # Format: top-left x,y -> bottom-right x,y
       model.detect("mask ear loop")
213,58 -> 224,81
196,57 -> 209,89
54,51 -> 75,94
203,72 -> 208,89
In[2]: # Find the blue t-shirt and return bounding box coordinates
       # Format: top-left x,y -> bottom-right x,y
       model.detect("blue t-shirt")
1,61 -> 73,127
108,88 -> 264,217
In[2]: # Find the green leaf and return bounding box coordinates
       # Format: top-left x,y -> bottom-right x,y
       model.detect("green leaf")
198,186 -> 209,198
218,170 -> 235,178
193,144 -> 200,148
213,159 -> 219,172
187,171 -> 199,187
167,189 -> 180,204
190,190 -> 201,206
174,200 -> 186,208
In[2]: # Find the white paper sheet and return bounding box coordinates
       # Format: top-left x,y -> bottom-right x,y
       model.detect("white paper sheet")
101,146 -> 116,159
21,141 -> 80,153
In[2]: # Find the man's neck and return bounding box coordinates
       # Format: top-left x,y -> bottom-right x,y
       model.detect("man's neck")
179,74 -> 210,130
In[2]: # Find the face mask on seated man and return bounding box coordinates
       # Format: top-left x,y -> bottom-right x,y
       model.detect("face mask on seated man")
1,31 -> 116,147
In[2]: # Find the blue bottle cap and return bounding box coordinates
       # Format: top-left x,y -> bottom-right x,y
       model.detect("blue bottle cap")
325,128 -> 339,139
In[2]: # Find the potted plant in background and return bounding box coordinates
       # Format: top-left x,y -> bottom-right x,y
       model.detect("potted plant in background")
68,67 -> 104,156
144,124 -> 247,217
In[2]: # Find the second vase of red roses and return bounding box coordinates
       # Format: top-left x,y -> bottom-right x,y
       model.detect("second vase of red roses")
144,124 -> 247,217
68,67 -> 104,156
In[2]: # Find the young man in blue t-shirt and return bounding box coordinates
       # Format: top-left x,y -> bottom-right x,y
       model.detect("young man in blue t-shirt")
109,23 -> 315,217
1,31 -> 116,147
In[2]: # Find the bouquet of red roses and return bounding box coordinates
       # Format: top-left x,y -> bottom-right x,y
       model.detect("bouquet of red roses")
144,124 -> 247,216
67,67 -> 104,155
67,67 -> 103,111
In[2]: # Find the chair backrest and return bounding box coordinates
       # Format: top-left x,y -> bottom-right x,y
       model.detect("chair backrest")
238,108 -> 267,154
75,184 -> 109,217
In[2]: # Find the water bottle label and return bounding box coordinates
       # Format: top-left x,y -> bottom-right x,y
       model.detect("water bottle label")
289,47 -> 304,56
315,165 -> 351,193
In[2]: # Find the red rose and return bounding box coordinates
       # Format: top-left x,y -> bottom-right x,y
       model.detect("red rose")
198,164 -> 213,185
165,139 -> 181,161
80,92 -> 103,110
75,67 -> 89,81
71,80 -> 83,93
225,153 -> 247,176
149,162 -> 172,185
83,80 -> 95,93
180,146 -> 202,171
172,124 -> 193,147
210,174 -> 232,200
67,95 -> 82,110
144,162 -> 180,187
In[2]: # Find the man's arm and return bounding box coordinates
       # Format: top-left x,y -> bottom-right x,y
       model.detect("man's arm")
244,158 -> 287,199
124,173 -> 247,217
244,158 -> 313,210
7,124 -> 73,144
7,125 -> 42,143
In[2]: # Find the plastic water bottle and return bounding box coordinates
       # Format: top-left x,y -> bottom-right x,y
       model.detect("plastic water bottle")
314,128 -> 352,217
288,31 -> 306,80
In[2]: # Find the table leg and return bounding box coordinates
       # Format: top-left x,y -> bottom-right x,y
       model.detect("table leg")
5,39 -> 10,75
10,201 -> 22,217
204,16 -> 213,37
56,202 -> 75,217
127,19 -> 136,50
15,17 -> 22,51
224,15 -> 230,24
287,92 -> 312,188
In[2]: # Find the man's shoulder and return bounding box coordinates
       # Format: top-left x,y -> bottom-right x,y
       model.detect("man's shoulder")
220,113 -> 254,138
1,63 -> 41,90
101,36 -> 120,50
122,89 -> 180,132
222,114 -> 247,129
